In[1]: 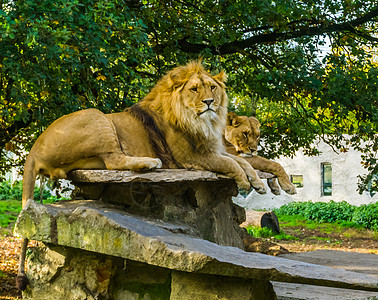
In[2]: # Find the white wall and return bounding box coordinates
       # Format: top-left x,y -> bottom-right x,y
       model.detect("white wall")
234,139 -> 377,210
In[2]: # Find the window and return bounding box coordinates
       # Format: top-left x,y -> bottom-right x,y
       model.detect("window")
321,163 -> 332,196
290,175 -> 303,188
367,174 -> 377,198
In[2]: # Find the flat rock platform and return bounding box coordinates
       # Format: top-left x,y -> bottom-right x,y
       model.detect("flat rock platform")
13,170 -> 378,299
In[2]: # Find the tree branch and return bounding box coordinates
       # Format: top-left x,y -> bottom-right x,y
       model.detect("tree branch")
178,7 -> 378,55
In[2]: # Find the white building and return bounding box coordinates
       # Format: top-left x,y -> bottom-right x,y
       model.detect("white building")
234,139 -> 378,210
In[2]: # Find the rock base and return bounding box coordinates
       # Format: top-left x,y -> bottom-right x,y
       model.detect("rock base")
69,170 -> 248,249
15,170 -> 378,299
23,243 -> 276,300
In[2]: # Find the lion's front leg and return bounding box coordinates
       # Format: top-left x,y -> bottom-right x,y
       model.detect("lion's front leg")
224,153 -> 266,194
246,156 -> 296,195
192,154 -> 252,191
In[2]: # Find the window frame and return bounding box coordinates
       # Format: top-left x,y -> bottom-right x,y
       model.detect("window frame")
290,174 -> 303,188
321,162 -> 332,196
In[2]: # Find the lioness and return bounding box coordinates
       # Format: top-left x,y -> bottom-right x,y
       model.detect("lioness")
225,112 -> 297,195
17,61 -> 266,290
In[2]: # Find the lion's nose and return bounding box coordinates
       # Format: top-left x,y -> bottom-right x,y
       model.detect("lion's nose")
202,99 -> 214,107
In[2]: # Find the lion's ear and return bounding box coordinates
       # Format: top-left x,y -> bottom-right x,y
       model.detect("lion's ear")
227,112 -> 241,127
213,70 -> 227,83
250,116 -> 261,128
168,67 -> 189,90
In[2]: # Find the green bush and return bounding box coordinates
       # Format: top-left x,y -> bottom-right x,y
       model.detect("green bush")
352,203 -> 378,230
0,180 -> 23,201
0,180 -> 53,201
275,201 -> 377,230
302,201 -> 355,223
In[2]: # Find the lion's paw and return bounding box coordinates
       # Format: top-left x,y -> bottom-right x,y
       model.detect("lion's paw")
16,273 -> 28,291
283,183 -> 297,195
237,179 -> 251,192
249,177 -> 266,194
270,187 -> 281,195
267,178 -> 281,195
147,158 -> 162,169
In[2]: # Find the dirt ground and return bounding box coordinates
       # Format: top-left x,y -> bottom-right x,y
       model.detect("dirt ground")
0,224 -> 377,299
0,229 -> 22,300
0,228 -> 39,300
276,224 -> 378,254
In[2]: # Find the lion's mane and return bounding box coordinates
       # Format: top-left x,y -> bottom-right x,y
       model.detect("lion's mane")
138,61 -> 228,149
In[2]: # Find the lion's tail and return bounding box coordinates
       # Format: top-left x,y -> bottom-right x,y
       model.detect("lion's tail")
22,154 -> 38,208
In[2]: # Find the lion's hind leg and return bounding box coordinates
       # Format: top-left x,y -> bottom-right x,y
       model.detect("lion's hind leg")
100,152 -> 162,171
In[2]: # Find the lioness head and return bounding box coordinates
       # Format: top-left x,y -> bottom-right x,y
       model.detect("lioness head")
225,112 -> 261,157
141,61 -> 228,140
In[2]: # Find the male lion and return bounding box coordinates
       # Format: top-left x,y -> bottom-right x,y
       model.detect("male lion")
17,61 -> 266,290
225,112 -> 297,195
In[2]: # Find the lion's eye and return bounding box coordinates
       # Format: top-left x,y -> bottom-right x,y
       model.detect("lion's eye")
190,87 -> 198,92
211,85 -> 216,90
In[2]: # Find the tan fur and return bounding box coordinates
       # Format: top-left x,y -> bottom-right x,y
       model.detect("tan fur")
225,112 -> 297,195
18,61 -> 269,291
22,62 -> 268,207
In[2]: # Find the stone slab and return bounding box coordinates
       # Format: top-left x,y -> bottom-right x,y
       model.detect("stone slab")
281,250 -> 378,276
14,200 -> 378,292
67,169 -> 274,184
68,169 -> 231,184
273,281 -> 378,300
273,250 -> 378,299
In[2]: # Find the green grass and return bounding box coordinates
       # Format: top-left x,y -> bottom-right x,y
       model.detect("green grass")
245,225 -> 298,240
276,213 -> 378,241
0,195 -> 68,228
277,213 -> 366,231
0,200 -> 22,228
245,212 -> 377,242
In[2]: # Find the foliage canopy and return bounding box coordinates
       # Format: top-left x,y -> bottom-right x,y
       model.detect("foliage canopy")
1,0 -> 377,193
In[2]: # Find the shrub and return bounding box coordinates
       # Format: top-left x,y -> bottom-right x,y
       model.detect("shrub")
352,203 -> 378,230
275,200 -> 377,230
302,201 -> 354,223
0,181 -> 23,201
0,180 -> 53,201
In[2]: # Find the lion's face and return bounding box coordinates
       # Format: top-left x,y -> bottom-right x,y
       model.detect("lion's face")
180,73 -> 226,121
225,112 -> 261,157
177,72 -> 227,140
